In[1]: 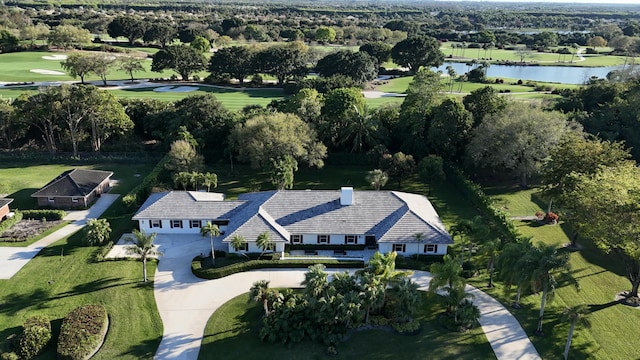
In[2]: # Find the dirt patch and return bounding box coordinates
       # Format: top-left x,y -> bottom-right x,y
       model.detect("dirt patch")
0,219 -> 64,242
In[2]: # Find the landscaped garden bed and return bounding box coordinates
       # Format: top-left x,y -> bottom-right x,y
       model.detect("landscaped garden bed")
0,219 -> 65,242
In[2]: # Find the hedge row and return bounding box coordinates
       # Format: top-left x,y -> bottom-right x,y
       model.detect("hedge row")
57,304 -> 108,360
286,244 -> 366,251
21,209 -> 66,221
395,255 -> 445,271
122,154 -> 169,211
192,257 -> 364,280
0,212 -> 22,235
444,164 -> 522,243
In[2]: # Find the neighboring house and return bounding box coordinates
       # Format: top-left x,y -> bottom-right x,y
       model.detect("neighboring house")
31,169 -> 113,208
132,187 -> 453,257
0,198 -> 13,220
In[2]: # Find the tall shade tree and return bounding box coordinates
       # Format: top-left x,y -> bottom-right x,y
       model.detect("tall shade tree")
315,50 -> 378,84
379,152 -> 415,188
190,36 -> 211,53
61,53 -> 93,84
315,26 -> 336,43
208,46 -> 256,85
231,112 -> 327,169
463,86 -> 507,127
540,131 -> 630,215
427,98 -> 473,162
391,35 -> 444,73
257,42 -> 310,86
85,218 -> 111,246
321,87 -> 367,148
91,54 -> 116,86
417,155 -> 445,196
143,22 -> 176,48
47,25 -> 91,50
108,16 -> 146,45
165,139 -> 204,174
200,221 -> 220,265
256,231 -> 274,259
467,102 -> 570,187
561,305 -> 591,360
268,155 -> 298,190
118,57 -> 146,82
13,92 -> 58,153
152,44 -> 207,80
0,99 -> 27,150
398,68 -> 443,158
365,169 -> 388,191
359,41 -> 392,68
126,229 -> 161,283
563,163 -> 640,298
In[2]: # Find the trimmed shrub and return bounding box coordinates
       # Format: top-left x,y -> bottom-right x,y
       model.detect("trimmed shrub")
192,257 -> 364,280
395,254 -> 444,271
0,211 -> 22,235
285,244 -> 366,252
57,305 -> 108,360
444,164 -> 522,244
17,315 -> 51,360
1,352 -> 19,360
21,209 -> 66,221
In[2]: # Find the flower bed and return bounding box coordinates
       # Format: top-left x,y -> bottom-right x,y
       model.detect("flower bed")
57,304 -> 108,360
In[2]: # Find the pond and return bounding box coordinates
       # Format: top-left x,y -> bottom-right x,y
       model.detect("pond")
434,62 -> 622,84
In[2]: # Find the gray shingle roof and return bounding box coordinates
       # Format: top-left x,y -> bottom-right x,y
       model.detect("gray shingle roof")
0,198 -> 13,208
132,191 -> 246,220
31,169 -> 112,198
133,189 -> 452,245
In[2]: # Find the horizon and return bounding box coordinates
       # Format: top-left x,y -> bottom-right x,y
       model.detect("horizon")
438,0 -> 639,4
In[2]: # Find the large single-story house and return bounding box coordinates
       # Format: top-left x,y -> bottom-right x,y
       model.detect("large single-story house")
31,169 -> 113,208
132,187 -> 453,257
0,198 -> 13,220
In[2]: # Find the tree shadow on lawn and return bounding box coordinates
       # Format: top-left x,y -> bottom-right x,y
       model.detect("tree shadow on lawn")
0,287 -> 53,316
7,188 -> 38,210
120,337 -> 162,359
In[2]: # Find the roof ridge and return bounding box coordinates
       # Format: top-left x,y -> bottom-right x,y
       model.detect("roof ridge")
67,169 -> 86,196
257,206 -> 290,240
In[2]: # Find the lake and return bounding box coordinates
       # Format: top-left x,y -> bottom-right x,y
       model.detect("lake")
434,62 -> 622,84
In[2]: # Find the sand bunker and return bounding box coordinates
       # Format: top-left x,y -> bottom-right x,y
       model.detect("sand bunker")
153,86 -> 199,93
41,54 -> 68,60
30,69 -> 65,75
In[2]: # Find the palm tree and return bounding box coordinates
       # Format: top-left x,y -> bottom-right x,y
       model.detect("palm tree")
561,305 -> 591,360
126,229 -> 162,282
450,216 -> 489,264
446,65 -> 457,93
457,299 -> 481,328
341,105 -> 379,153
496,237 -> 534,308
302,263 -> 329,298
173,171 -> 190,190
358,251 -> 407,307
358,271 -> 385,324
189,171 -> 201,190
250,280 -> 276,316
429,254 -> 465,292
230,234 -> 246,252
200,221 -> 220,265
365,169 -> 388,191
201,172 -> 218,192
391,276 -> 421,321
527,243 -> 579,336
256,231 -> 274,259
480,238 -> 501,288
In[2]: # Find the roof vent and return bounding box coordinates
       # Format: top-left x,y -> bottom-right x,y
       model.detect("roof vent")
340,187 -> 353,206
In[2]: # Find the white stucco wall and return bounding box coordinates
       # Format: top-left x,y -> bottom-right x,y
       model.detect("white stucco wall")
378,243 -> 448,256
137,219 -> 227,235
298,234 -> 363,245
226,241 -> 285,256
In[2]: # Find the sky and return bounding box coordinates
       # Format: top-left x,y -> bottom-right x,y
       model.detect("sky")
440,0 -> 639,4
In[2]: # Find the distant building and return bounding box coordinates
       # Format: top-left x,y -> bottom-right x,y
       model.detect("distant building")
31,169 -> 113,208
0,198 -> 13,220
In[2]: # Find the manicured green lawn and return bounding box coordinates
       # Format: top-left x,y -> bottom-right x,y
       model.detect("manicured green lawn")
473,183 -> 640,360
199,292 -> 495,360
0,162 -> 161,359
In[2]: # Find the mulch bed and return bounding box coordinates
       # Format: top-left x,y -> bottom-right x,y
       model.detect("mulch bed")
0,219 -> 64,242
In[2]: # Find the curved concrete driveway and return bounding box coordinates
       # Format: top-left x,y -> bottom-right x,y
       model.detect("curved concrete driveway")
0,194 -> 119,279
153,238 -> 540,360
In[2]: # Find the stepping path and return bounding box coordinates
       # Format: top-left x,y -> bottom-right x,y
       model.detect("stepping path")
0,194 -> 119,279
153,237 -> 540,360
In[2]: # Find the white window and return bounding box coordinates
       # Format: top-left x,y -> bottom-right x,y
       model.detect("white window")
317,234 -> 329,244
150,220 -> 162,228
71,197 -> 79,203
47,197 -> 54,203
290,235 -> 303,244
393,244 -> 406,252
237,242 -> 248,251
190,220 -> 201,228
170,220 -> 183,228
345,235 -> 357,244
424,244 -> 438,253
266,243 -> 276,251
